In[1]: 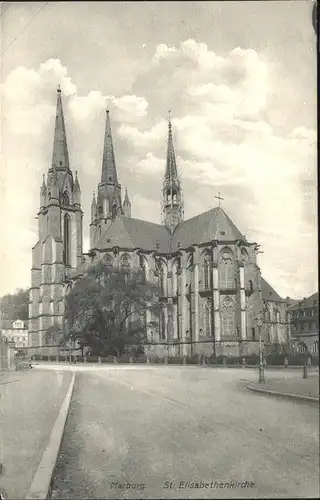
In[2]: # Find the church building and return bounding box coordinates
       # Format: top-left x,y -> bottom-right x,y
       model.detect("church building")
29,88 -> 291,357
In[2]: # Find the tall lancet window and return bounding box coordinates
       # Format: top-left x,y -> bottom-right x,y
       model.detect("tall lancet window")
139,255 -> 147,281
222,296 -> 235,338
204,299 -> 212,336
159,262 -> 166,296
63,214 -> 71,266
219,248 -> 235,289
202,251 -> 212,290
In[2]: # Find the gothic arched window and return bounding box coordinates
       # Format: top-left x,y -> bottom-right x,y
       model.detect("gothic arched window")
172,260 -> 178,296
63,213 -> 71,266
219,248 -> 235,289
159,262 -> 166,296
202,252 -> 212,290
264,304 -> 271,322
104,255 -> 113,269
139,255 -> 147,280
121,254 -> 130,271
204,299 -> 212,336
222,296 -> 235,337
112,204 -> 117,219
62,191 -> 69,206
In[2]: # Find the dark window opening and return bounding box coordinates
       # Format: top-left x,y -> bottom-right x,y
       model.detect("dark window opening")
63,214 -> 71,266
252,327 -> 256,340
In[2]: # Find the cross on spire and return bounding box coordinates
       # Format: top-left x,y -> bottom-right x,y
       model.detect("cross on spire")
215,192 -> 224,207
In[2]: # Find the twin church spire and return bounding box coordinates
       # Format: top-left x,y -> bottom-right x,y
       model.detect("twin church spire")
51,86 -> 70,172
43,88 -> 183,248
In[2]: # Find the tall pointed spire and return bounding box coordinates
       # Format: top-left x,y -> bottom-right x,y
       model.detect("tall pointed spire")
51,86 -> 70,171
161,112 -> 184,232
123,188 -> 131,218
101,110 -> 118,184
165,111 -> 178,181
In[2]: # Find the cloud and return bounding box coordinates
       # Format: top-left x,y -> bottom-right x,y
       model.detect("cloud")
118,120 -> 167,148
152,43 -> 177,64
0,40 -> 317,300
68,92 -> 148,124
121,40 -> 317,298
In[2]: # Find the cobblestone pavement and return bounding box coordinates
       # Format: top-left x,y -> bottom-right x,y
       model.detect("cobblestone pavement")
0,369 -> 72,499
50,366 -> 319,499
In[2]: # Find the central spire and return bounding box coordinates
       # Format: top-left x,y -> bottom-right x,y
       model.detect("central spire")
165,111 -> 178,181
101,109 -> 118,184
51,86 -> 70,171
161,112 -> 184,232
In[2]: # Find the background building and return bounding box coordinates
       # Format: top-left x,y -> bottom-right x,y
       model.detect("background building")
0,319 -> 28,349
289,292 -> 319,353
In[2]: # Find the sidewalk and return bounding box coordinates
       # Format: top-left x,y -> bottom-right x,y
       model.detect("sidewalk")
247,373 -> 319,403
0,369 -> 72,499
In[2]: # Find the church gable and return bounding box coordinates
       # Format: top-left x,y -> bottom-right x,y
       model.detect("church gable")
170,207 -> 245,251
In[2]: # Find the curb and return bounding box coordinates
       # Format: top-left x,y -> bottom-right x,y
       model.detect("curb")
25,373 -> 76,499
247,383 -> 319,404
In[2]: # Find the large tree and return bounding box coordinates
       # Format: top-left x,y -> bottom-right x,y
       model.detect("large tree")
0,288 -> 29,321
64,261 -> 160,357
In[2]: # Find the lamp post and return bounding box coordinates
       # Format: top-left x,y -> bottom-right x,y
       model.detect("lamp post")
257,313 -> 265,383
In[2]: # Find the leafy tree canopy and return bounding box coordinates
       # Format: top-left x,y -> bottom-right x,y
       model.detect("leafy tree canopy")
64,262 -> 160,357
0,288 -> 29,322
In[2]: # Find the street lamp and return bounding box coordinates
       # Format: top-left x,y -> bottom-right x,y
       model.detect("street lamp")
256,313 -> 265,383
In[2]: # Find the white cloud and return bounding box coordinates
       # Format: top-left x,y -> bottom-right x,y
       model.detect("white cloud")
118,120 -> 167,148
0,40 -> 317,300
152,43 -> 177,64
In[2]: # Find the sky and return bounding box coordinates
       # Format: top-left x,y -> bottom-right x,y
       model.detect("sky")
0,0 -> 317,299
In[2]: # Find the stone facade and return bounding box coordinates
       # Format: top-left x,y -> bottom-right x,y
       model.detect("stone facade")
289,293 -> 319,353
29,89 -> 291,356
1,319 -> 28,349
28,88 -> 83,347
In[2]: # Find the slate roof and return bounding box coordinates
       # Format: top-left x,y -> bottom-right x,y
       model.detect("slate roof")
289,292 -> 319,310
95,216 -> 171,253
170,207 -> 246,251
261,277 -> 285,302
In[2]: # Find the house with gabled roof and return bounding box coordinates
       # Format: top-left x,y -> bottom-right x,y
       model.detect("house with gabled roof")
288,292 -> 319,353
29,88 -> 292,357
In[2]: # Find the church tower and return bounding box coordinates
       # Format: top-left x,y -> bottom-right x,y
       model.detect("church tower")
90,110 -> 126,247
161,115 -> 184,233
28,87 -> 83,347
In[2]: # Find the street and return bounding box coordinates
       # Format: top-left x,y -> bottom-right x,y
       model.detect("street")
50,366 -> 319,499
0,369 -> 72,499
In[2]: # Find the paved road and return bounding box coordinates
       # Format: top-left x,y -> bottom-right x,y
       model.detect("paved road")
0,369 -> 72,500
50,366 -> 319,499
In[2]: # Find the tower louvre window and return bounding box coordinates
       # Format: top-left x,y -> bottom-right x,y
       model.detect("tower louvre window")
62,191 -> 69,206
